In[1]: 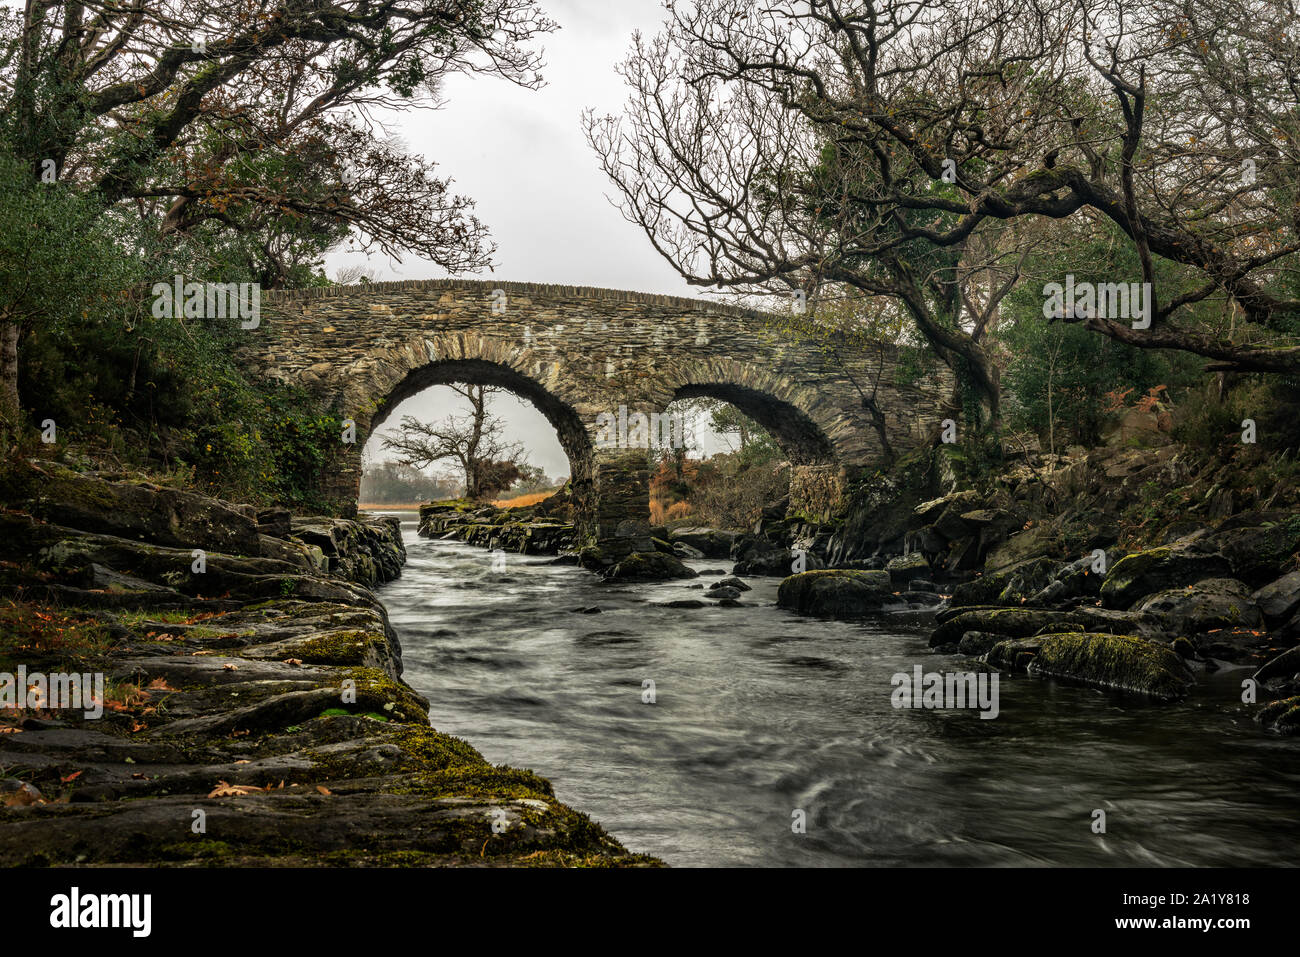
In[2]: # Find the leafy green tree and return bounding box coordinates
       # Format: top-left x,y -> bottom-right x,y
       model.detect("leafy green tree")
0,152 -> 144,420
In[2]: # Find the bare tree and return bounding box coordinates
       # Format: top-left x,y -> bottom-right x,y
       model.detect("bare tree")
584,0 -> 1300,434
380,384 -> 526,501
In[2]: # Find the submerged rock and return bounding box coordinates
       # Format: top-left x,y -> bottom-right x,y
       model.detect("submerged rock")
710,576 -> 752,592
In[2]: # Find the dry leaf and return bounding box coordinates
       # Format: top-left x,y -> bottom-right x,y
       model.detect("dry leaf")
316,785 -> 332,795
60,771 -> 82,784
207,780 -> 263,798
283,658 -> 303,667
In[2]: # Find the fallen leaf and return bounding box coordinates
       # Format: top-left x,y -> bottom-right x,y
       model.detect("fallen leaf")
60,771 -> 82,784
316,785 -> 332,795
207,780 -> 264,798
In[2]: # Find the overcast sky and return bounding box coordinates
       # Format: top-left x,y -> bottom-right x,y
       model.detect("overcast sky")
350,0 -> 731,478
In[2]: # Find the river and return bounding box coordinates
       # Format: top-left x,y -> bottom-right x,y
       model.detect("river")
374,513 -> 1300,867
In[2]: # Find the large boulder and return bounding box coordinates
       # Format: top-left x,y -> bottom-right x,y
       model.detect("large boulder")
930,607 -> 1077,647
1099,544 -> 1232,609
885,552 -> 930,587
601,551 -> 698,582
732,535 -> 816,576
1254,646 -> 1300,683
777,569 -> 894,618
668,527 -> 737,559
950,556 -> 1062,607
1253,570 -> 1300,625
1026,633 -> 1194,701
1134,578 -> 1263,637
983,524 -> 1056,572
1200,514 -> 1300,588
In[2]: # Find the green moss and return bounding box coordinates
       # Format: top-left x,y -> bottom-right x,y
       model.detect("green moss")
335,667 -> 430,725
278,629 -> 388,666
1028,633 -> 1193,701
397,765 -> 555,801
1257,695 -> 1300,734
390,724 -> 484,770
1099,547 -> 1171,601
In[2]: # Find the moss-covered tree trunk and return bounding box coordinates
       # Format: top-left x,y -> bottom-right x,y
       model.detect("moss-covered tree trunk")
0,318 -> 19,422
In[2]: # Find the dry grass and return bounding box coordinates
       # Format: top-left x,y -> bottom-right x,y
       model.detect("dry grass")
492,490 -> 556,508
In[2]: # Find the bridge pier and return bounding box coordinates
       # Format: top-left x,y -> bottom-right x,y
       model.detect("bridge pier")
584,448 -> 655,560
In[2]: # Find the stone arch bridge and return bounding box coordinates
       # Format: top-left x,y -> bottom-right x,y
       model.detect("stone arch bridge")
245,280 -> 953,555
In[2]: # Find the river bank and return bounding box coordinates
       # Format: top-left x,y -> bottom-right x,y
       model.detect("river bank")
0,459 -> 657,866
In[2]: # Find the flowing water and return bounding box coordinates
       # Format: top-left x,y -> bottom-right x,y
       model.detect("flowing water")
375,513 -> 1300,867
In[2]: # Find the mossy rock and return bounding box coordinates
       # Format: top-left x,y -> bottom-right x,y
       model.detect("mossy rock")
1027,633 -> 1194,701
276,629 -> 395,669
15,460 -> 261,556
1255,695 -> 1300,735
1205,521 -> 1300,588
958,630 -> 1003,656
602,550 -> 697,582
951,556 -> 1061,606
1253,646 -> 1300,683
985,637 -> 1044,672
930,607 -> 1075,647
884,552 -> 930,586
777,569 -> 893,618
1100,545 -> 1232,610
1134,578 -> 1262,637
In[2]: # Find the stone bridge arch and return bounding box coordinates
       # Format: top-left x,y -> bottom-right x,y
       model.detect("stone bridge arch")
246,280 -> 954,552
